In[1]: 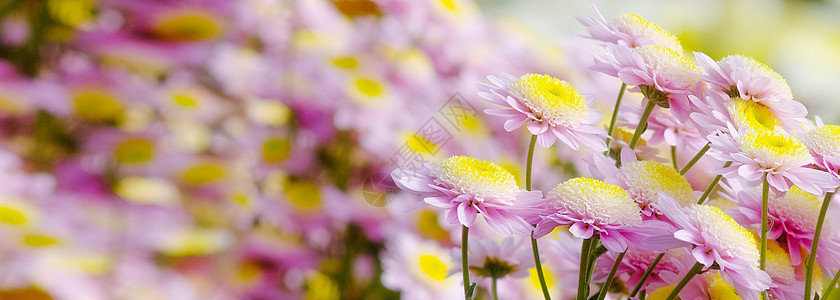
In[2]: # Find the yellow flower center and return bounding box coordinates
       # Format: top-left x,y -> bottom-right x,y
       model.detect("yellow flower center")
707,273 -> 742,299
262,138 -> 291,163
115,138 -> 155,164
284,180 -> 322,212
765,239 -> 795,284
419,255 -> 448,281
0,206 -> 27,225
432,155 -> 520,202
153,9 -> 224,41
646,285 -> 675,300
172,92 -> 199,108
619,160 -> 695,209
548,178 -> 641,226
529,266 -> 554,290
417,209 -> 449,241
511,74 -> 589,127
740,128 -> 810,169
770,186 -> 820,234
730,98 -> 779,131
331,56 -> 358,69
72,89 -> 123,122
616,13 -> 683,52
355,78 -> 383,97
23,234 -> 59,247
803,125 -> 840,159
685,205 -> 759,267
181,162 -> 227,185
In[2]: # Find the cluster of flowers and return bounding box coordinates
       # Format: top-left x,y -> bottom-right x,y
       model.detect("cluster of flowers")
0,0 -> 589,299
393,5 -> 840,300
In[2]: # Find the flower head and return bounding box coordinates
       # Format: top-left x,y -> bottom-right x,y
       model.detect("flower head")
391,155 -> 544,235
452,236 -> 535,280
382,234 -> 462,300
801,124 -> 840,182
535,177 -> 648,252
478,73 -> 608,150
577,5 -> 682,52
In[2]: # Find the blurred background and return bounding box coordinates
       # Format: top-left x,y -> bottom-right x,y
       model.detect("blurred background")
0,0 -> 838,299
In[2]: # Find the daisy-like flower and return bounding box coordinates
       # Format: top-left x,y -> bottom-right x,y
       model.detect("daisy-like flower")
708,125 -> 838,195
577,5 -> 683,52
694,52 -> 808,130
688,90 -> 781,140
477,72 -> 608,150
589,148 -> 695,218
801,123 -> 840,182
451,236 -> 535,280
391,155 -> 544,235
534,177 -> 650,252
382,233 -> 463,300
655,196 -> 772,300
592,44 -> 700,122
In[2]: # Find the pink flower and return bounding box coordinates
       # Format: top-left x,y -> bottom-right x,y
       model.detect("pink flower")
577,5 -> 683,52
477,72 -> 608,150
707,125 -> 839,195
655,195 -> 773,300
391,155 -> 545,235
801,122 -> 840,184
451,236 -> 535,279
592,249 -> 684,293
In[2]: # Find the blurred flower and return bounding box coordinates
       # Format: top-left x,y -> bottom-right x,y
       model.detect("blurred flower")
381,233 -> 462,300
801,124 -> 840,182
451,236 -> 535,280
577,5 -> 683,52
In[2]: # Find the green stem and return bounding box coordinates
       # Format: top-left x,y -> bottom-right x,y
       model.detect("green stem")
605,83 -> 627,153
629,101 -> 655,150
578,238 -> 594,300
665,262 -> 703,300
823,270 -> 840,300
671,146 -> 678,170
628,253 -> 665,297
805,188 -> 839,300
679,143 -> 710,175
526,135 -> 537,191
696,161 -> 732,205
597,252 -> 626,300
760,175 -> 769,300
525,135 -> 551,300
462,225 -> 471,300
492,276 -> 499,300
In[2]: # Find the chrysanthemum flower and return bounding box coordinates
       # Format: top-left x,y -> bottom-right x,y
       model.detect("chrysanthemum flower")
382,234 -> 462,300
589,149 -> 695,218
608,127 -> 661,161
657,271 -> 748,300
477,73 -> 608,150
592,249 -> 683,293
707,126 -> 838,195
592,44 -> 700,121
391,155 -> 544,235
688,90 -> 782,140
451,236 -> 535,280
534,177 -> 650,252
694,52 -> 808,130
577,5 -> 683,52
801,124 -> 840,182
655,196 -> 772,300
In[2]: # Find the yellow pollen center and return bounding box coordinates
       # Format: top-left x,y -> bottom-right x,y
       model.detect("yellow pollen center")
617,13 -> 683,52
707,273 -> 741,299
23,234 -> 59,247
285,180 -> 322,211
115,138 -> 155,164
154,10 -> 224,41
620,161 -> 695,208
418,255 -> 448,281
549,178 -> 641,226
0,206 -> 27,225
332,56 -> 358,69
512,74 -> 588,127
417,210 -> 449,241
172,93 -> 199,107
804,125 -> 840,158
262,138 -> 291,163
355,78 -> 383,97
740,128 -> 810,167
181,163 -> 226,185
529,266 -> 554,289
731,99 -> 779,131
72,90 -> 123,122
432,155 -> 519,201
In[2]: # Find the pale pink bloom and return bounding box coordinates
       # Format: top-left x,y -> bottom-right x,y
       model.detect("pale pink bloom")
693,52 -> 808,131
801,122 -> 840,184
451,236 -> 535,279
391,155 -> 545,235
381,233 -> 463,300
577,5 -> 683,52
654,195 -> 773,300
477,72 -> 608,150
592,44 -> 700,122
629,105 -> 706,148
707,125 -> 839,195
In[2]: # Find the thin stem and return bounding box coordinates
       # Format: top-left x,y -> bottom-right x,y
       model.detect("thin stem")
578,238 -> 594,300
805,188 -> 838,300
665,262 -> 704,300
532,232 -> 552,300
492,277 -> 499,300
629,101 -> 656,150
671,146 -> 678,170
525,134 -> 551,300
462,225 -> 471,300
823,270 -> 840,300
605,83 -> 627,153
759,175 -> 769,300
697,161 -> 732,205
526,135 -> 537,191
629,253 -> 665,297
679,143 -> 710,175
597,252 -> 627,300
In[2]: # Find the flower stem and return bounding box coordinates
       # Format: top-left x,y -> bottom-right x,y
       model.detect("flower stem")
759,175 -> 769,300
679,143 -> 710,175
605,83 -> 627,153
525,134 -> 551,300
462,225 -> 471,300
823,270 -> 840,299
597,251 -> 626,300
628,252 -> 665,297
578,238 -> 594,300
696,161 -> 732,205
492,276 -> 499,300
804,187 -> 839,300
665,262 -> 703,300
671,146 -> 678,170
629,101 -> 655,150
